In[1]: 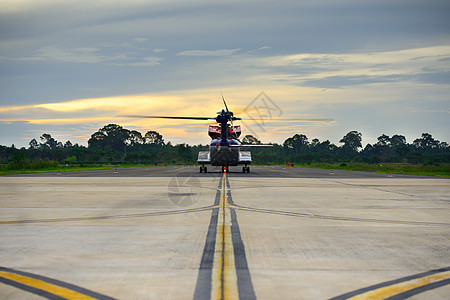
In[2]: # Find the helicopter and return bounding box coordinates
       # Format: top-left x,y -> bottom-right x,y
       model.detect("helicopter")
122,95 -> 330,173
123,96 -> 271,173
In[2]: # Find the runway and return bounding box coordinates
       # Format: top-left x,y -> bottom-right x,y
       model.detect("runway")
1,166 -> 449,299
7,165 -> 436,178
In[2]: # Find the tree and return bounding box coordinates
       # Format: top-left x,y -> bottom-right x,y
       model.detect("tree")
376,134 -> 390,146
176,143 -> 192,162
88,131 -> 107,149
127,130 -> 144,146
88,124 -> 130,151
390,134 -> 406,147
311,138 -> 320,148
29,139 -> 39,149
144,130 -> 164,145
316,140 -> 337,153
395,145 -> 410,158
242,135 -> 261,145
372,134 -> 391,161
283,134 -> 309,155
413,133 -> 439,149
339,131 -> 362,158
340,131 -> 362,151
40,133 -> 58,149
390,134 -> 408,161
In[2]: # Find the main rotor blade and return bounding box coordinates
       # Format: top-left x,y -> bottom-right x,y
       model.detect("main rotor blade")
118,115 -> 216,120
229,144 -> 274,147
221,93 -> 229,112
238,118 -> 333,122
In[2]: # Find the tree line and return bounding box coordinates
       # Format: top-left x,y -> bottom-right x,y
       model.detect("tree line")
250,131 -> 448,165
0,124 -> 449,169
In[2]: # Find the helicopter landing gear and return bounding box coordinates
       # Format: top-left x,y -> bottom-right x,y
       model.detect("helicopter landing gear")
242,166 -> 250,173
200,166 -> 207,173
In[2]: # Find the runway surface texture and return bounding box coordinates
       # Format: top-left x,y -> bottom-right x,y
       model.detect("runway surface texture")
1,165 -> 449,299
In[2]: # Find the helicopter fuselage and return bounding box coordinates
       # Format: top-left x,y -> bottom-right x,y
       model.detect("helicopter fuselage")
197,124 -> 251,172
209,139 -> 240,166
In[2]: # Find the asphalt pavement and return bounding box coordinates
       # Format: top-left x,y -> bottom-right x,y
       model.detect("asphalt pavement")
1,166 -> 449,299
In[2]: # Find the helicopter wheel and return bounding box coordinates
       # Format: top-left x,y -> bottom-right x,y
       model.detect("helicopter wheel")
204,166 -> 207,173
200,166 -> 203,173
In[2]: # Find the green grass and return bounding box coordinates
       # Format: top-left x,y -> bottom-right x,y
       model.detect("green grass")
0,164 -> 166,175
292,163 -> 450,177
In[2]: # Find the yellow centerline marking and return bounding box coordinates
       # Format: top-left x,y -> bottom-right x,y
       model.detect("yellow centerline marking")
0,270 -> 96,300
211,172 -> 239,300
348,270 -> 450,300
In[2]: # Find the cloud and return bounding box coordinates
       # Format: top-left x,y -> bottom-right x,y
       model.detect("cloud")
1,46 -> 108,63
1,45 -> 163,67
246,45 -> 450,89
133,37 -> 148,43
247,46 -> 271,53
111,56 -> 163,67
36,46 -> 105,63
177,48 -> 241,57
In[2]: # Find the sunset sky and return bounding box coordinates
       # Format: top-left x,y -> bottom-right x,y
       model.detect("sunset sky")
1,0 -> 449,148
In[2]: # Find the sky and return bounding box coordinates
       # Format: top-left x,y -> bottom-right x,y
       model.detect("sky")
1,0 -> 449,148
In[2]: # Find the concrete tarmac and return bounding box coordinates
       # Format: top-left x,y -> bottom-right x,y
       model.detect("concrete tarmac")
0,166 -> 449,299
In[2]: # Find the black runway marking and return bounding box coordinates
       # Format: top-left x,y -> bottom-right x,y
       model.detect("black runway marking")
0,277 -> 65,300
193,176 -> 256,299
231,204 -> 450,226
227,180 -> 256,300
0,206 -> 216,224
193,178 -> 222,300
0,266 -> 116,300
330,266 -> 450,300
386,279 -> 450,299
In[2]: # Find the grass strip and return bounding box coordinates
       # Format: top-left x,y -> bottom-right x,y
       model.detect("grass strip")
293,163 -> 450,177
